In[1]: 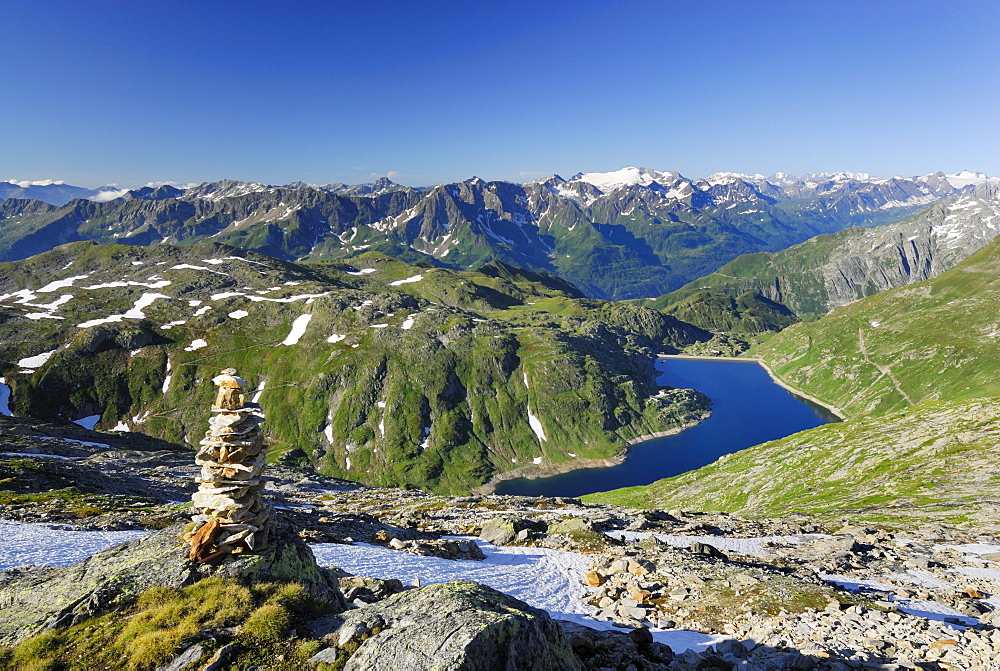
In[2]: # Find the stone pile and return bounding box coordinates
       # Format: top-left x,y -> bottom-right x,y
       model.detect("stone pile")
184,368 -> 272,561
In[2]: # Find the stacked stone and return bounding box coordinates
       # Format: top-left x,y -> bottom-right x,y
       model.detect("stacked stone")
185,368 -> 271,561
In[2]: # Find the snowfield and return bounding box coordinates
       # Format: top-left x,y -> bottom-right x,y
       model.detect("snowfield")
388,274 -> 423,286
0,522 -> 719,653
16,349 -> 57,371
604,530 -> 826,555
0,522 -> 148,571
309,539 -> 722,652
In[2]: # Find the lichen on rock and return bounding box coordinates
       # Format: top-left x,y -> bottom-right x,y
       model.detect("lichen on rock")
309,580 -> 581,670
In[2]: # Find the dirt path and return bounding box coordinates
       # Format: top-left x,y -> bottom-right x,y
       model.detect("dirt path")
857,328 -> 914,405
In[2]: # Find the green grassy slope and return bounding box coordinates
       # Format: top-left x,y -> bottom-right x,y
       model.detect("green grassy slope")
752,236 -> 1000,418
641,228 -> 867,316
0,242 -> 711,494
584,398 -> 1000,529
658,291 -> 798,334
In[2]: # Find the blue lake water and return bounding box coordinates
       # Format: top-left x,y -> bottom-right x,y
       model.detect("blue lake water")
494,358 -> 837,498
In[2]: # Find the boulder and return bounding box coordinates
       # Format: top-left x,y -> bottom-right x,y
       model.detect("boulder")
479,517 -> 547,546
309,580 -> 581,670
479,518 -> 518,546
689,541 -> 728,560
0,519 -> 346,646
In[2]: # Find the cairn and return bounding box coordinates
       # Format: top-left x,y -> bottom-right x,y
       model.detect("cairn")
185,368 -> 272,562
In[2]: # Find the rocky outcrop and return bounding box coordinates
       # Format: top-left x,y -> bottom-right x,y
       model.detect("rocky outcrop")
664,191 -> 1000,317
308,580 -> 581,670
0,520 -> 346,647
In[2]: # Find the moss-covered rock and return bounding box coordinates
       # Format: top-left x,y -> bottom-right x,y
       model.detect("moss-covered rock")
0,519 -> 346,647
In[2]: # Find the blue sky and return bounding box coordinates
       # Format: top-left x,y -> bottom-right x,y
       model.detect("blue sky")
3,1 -> 999,187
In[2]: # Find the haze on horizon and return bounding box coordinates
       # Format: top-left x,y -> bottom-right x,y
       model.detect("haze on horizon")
2,0 -> 998,189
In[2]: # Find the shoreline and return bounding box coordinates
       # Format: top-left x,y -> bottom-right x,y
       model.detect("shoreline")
658,354 -> 847,420
751,359 -> 847,420
474,355 -> 844,496
472,418 -> 705,496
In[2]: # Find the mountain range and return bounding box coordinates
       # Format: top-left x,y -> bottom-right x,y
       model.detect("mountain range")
648,181 -> 1000,319
2,168 -> 995,300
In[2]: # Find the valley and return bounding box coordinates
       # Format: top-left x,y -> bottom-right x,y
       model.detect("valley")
2,167 -> 999,669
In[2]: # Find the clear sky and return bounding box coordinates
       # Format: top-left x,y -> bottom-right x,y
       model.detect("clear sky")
3,1 -> 999,188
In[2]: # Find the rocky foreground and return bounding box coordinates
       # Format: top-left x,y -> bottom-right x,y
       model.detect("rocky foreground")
1,420 -> 999,669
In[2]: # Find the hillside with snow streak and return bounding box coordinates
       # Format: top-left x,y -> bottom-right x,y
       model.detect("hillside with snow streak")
0,241 -> 709,494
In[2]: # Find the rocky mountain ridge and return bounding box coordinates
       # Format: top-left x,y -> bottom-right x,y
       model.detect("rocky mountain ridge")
651,188 -> 1000,318
2,168 -> 992,300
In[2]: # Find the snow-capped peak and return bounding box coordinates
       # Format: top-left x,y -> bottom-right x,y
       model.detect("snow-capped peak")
571,167 -> 683,192
187,180 -> 273,201
943,170 -> 995,189
802,172 -> 874,183
704,172 -> 767,186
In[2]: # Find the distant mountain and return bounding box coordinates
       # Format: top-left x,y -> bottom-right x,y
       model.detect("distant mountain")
0,169 -> 991,300
0,241 -> 710,494
0,181 -> 123,206
650,187 -> 1000,318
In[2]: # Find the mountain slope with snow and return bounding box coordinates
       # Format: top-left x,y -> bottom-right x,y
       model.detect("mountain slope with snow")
1,168 -> 989,300
652,189 -> 1000,318
0,241 -> 710,493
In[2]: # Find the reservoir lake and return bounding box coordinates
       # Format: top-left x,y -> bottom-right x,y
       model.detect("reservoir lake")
495,357 -> 837,498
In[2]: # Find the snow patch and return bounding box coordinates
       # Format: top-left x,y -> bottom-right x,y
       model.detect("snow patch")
17,349 -> 57,370
83,280 -> 171,290
37,275 -> 91,293
388,274 -> 423,286
280,314 -> 313,346
76,292 -> 171,328
309,540 -> 722,653
327,333 -> 346,343
184,339 -> 208,351
228,310 -> 249,319
606,531 -> 825,556
209,291 -> 329,304
527,407 -> 547,442
0,522 -> 149,571
252,379 -> 265,403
